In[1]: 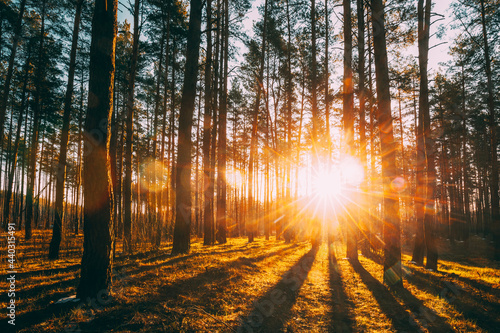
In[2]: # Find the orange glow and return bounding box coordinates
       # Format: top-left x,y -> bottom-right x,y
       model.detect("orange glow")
226,168 -> 244,189
139,159 -> 168,193
312,167 -> 341,198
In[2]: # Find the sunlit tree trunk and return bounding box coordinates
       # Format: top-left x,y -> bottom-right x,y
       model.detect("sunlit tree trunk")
153,30 -> 165,248
76,0 -> 117,300
418,0 -> 438,270
358,0 -> 368,255
216,0 -> 229,244
25,0 -> 47,240
371,0 -> 402,287
203,0 -> 215,245
247,0 -> 268,243
123,0 -> 141,254
344,0 -> 357,261
171,0 -> 203,254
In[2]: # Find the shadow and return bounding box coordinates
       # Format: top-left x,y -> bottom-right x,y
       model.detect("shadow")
392,286 -> 455,332
439,270 -> 500,299
11,243 -> 303,332
77,244 -> 304,332
159,244 -> 302,299
327,249 -> 356,333
405,269 -> 500,332
349,261 -> 420,332
0,264 -> 81,281
236,247 -> 318,333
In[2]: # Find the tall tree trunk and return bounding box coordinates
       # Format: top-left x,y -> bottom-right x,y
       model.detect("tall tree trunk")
479,0 -> 500,261
418,0 -> 438,270
344,0 -> 357,261
76,0 -> 117,300
25,0 -> 47,240
203,0 -> 214,246
216,0 -> 229,244
0,0 -> 26,150
3,46 -> 30,227
123,0 -> 141,254
310,0 -> 321,249
160,10 -> 171,240
284,0 -> 293,243
358,0 -> 368,255
171,0 -> 203,254
75,76 -> 84,235
49,0 -> 84,260
153,31 -> 165,249
247,0 -> 268,243
371,0 -> 402,288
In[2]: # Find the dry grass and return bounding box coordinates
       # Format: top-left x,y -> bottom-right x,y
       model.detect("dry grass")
0,234 -> 499,332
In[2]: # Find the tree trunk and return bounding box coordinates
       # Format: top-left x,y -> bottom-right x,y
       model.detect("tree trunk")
357,0 -> 369,255
203,0 -> 214,246
247,0 -> 268,243
171,0 -> 203,254
0,0 -> 26,150
49,0 -> 84,260
418,0 -> 438,270
216,0 -> 229,244
479,0 -> 500,261
344,0 -> 357,261
371,0 -> 402,288
3,46 -> 30,228
76,0 -> 117,300
25,0 -> 47,240
123,0 -> 141,254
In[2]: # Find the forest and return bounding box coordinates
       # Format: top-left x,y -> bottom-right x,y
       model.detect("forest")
0,0 -> 499,331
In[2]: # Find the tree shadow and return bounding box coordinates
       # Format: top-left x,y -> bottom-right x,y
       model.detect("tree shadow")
405,268 -> 500,332
349,261 -> 422,332
392,285 -> 456,332
236,247 -> 318,333
327,249 -> 356,333
9,243 -> 301,332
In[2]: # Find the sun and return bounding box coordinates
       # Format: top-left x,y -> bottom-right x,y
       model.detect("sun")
312,167 -> 342,198
311,156 -> 364,199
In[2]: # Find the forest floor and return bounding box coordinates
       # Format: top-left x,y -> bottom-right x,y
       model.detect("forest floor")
1,232 -> 500,332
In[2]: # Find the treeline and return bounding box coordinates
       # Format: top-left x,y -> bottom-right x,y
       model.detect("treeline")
0,0 -> 498,298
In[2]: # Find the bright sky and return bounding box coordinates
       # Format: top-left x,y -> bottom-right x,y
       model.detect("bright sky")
118,0 -> 458,76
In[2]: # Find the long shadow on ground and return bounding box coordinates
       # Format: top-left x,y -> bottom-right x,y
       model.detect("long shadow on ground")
236,247 -> 318,333
405,267 -> 500,332
350,261 -> 434,332
4,243 -> 300,332
58,243 -> 304,332
328,248 -> 356,333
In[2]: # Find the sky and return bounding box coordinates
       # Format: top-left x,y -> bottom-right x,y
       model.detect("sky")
117,0 -> 459,75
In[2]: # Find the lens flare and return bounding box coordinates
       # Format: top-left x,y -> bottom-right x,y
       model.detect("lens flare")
312,168 -> 341,198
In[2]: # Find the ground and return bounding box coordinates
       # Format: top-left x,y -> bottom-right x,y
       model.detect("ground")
1,232 -> 499,332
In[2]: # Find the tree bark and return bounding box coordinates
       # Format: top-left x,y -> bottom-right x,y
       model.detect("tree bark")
25,0 -> 47,240
479,0 -> 500,261
123,0 -> 141,254
247,0 -> 268,243
3,45 -> 30,228
344,0 -> 357,261
216,0 -> 229,244
371,0 -> 402,288
358,0 -> 369,255
0,0 -> 26,150
203,0 -> 215,246
76,0 -> 117,300
49,0 -> 84,260
171,0 -> 203,254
